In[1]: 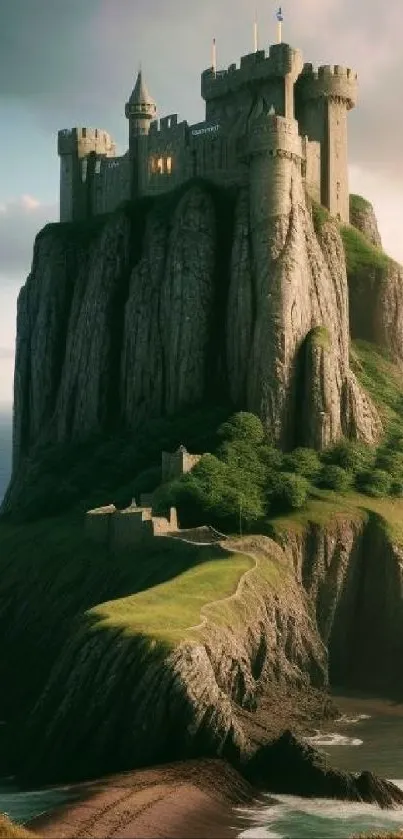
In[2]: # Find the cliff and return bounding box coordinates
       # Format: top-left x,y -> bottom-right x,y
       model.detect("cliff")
350,194 -> 382,249
10,176 -> 380,490
2,502 -> 403,795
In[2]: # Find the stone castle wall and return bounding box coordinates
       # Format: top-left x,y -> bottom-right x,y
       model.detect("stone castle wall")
85,504 -> 178,549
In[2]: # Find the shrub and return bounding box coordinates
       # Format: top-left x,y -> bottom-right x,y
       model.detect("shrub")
217,439 -> 267,485
375,450 -> 403,477
268,472 -> 310,513
356,469 -> 392,498
259,445 -> 284,471
317,464 -> 352,492
217,412 -> 265,446
283,447 -> 322,480
390,479 -> 403,498
321,440 -> 374,474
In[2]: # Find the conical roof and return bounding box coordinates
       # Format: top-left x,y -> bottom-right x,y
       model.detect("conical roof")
128,70 -> 156,108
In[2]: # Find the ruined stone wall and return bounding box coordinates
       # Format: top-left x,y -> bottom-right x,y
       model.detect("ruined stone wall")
161,451 -> 202,483
85,504 -> 177,548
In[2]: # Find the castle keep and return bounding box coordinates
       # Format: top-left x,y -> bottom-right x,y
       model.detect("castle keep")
58,36 -> 357,224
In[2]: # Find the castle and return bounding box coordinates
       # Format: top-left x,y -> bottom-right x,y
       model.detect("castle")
58,27 -> 357,225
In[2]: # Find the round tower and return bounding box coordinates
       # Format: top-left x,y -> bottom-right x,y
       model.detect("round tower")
125,70 -> 157,146
246,112 -> 303,221
295,64 -> 358,223
125,70 -> 156,200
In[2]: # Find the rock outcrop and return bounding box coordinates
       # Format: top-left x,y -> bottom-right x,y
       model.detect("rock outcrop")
244,731 -> 403,807
350,194 -> 382,249
10,177 -> 380,493
348,252 -> 403,362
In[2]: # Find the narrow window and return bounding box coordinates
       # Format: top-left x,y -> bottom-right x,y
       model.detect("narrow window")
166,156 -> 172,174
157,157 -> 164,174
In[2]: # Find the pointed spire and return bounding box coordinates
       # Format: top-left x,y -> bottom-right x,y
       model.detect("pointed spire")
128,68 -> 156,109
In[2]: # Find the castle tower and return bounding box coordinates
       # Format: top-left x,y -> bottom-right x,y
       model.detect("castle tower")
295,64 -> 358,222
125,70 -> 157,200
57,128 -> 116,222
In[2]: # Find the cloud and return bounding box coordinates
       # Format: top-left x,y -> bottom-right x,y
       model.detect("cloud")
0,196 -> 57,283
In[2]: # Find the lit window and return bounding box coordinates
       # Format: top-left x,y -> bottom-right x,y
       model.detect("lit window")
149,157 -> 157,174
166,156 -> 172,174
157,157 -> 164,174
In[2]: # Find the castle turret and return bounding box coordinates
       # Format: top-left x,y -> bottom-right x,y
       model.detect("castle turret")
125,70 -> 157,199
295,64 -> 358,222
57,128 -> 116,222
201,43 -> 303,125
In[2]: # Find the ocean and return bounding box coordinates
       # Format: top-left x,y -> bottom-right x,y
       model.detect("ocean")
0,407 -> 12,504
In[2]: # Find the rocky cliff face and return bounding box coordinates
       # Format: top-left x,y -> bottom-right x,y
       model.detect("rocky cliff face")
349,194 -> 382,249
11,176 -> 380,484
348,253 -> 403,362
18,518 -> 403,786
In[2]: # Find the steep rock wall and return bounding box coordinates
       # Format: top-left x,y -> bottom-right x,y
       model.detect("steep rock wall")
348,255 -> 403,362
9,178 -> 381,497
280,514 -> 403,693
21,537 -> 327,783
16,515 -> 403,785
349,195 -> 382,249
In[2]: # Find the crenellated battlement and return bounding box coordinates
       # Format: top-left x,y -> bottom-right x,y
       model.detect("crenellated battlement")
296,63 -> 358,108
149,114 -> 189,140
201,43 -> 303,101
58,127 -> 116,159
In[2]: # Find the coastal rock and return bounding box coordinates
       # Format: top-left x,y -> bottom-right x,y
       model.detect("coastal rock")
349,194 -> 382,249
244,731 -> 403,807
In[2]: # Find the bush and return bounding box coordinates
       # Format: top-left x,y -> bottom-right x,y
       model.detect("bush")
317,464 -> 352,492
217,439 -> 267,485
390,479 -> 403,498
375,450 -> 403,477
355,469 -> 392,498
283,447 -> 321,480
321,440 -> 374,474
217,412 -> 264,446
268,472 -> 310,513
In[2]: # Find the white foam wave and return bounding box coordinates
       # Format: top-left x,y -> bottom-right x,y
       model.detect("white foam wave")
305,730 -> 363,747
335,713 -> 371,724
236,784 -> 403,839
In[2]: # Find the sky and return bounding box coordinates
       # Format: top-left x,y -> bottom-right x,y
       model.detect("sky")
0,0 -> 402,407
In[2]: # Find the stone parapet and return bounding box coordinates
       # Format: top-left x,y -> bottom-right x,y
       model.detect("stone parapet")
297,64 -> 358,109
201,43 -> 303,102
58,127 -> 116,159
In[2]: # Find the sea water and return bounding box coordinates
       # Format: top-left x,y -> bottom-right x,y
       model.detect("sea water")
237,701 -> 403,838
